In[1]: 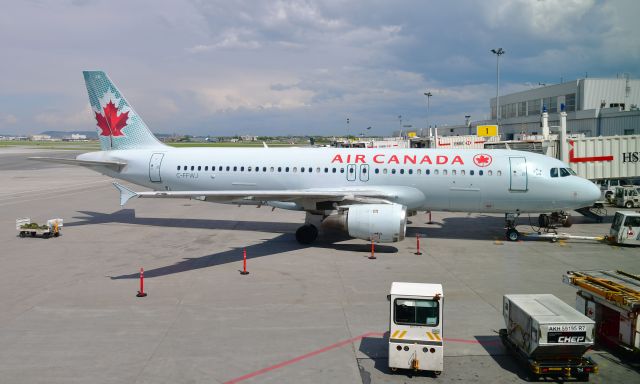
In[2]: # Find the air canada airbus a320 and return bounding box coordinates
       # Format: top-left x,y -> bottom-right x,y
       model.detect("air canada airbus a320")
30,71 -> 601,244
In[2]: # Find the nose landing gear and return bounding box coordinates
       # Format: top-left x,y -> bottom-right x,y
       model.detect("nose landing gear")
505,212 -> 521,241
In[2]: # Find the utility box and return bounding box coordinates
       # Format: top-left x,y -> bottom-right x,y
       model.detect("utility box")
500,294 -> 597,380
609,211 -> 640,246
388,282 -> 443,374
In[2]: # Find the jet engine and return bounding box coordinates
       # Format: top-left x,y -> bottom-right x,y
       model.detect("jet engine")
322,203 -> 407,242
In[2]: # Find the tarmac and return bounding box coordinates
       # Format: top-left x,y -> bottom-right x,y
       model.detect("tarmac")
0,147 -> 639,383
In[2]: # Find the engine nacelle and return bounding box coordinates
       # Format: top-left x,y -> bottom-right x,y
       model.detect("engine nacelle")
322,204 -> 407,242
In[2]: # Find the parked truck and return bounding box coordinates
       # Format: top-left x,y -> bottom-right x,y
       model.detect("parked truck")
563,270 -> 640,354
500,294 -> 598,381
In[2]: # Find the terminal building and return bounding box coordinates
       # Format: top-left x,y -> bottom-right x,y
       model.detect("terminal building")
444,77 -> 640,139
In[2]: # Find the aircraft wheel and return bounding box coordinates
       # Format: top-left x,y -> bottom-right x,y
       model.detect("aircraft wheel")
538,214 -> 549,228
19,231 -> 26,238
562,215 -> 572,227
434,371 -> 442,376
295,224 -> 318,244
506,228 -> 519,242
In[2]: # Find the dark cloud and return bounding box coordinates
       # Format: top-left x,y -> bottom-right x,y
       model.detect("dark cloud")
0,0 -> 638,135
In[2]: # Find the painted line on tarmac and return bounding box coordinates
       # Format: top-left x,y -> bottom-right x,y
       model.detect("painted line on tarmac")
223,332 -> 500,383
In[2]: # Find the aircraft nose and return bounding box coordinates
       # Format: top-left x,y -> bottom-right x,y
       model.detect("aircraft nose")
583,180 -> 601,204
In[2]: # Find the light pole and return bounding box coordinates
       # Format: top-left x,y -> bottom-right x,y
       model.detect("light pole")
424,91 -> 432,132
398,115 -> 402,137
490,48 -> 505,125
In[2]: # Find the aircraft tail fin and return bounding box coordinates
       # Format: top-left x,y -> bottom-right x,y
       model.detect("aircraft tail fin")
83,71 -> 166,151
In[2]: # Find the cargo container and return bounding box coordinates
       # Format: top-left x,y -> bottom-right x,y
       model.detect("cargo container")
500,294 -> 597,380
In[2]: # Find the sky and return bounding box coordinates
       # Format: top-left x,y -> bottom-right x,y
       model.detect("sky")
0,0 -> 638,137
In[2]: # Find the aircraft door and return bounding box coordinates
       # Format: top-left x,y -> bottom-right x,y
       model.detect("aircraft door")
509,157 -> 527,191
347,164 -> 357,181
149,153 -> 164,182
359,164 -> 370,182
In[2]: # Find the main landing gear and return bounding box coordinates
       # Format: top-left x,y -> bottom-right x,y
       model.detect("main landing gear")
505,212 -> 520,241
295,213 -> 322,244
295,224 -> 318,244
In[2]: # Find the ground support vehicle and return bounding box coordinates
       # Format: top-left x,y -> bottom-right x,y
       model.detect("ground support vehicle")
16,218 -> 63,239
388,282 -> 443,375
615,186 -> 640,208
501,294 -> 597,381
608,211 -> 640,246
564,270 -> 640,354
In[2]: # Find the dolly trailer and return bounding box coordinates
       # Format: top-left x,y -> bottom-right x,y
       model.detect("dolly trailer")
388,282 -> 443,374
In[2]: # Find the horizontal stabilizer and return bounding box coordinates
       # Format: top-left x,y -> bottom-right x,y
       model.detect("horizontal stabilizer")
112,182 -> 139,206
28,157 -> 126,171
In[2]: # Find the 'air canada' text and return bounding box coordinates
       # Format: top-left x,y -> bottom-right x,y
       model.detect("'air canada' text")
331,153 -> 465,165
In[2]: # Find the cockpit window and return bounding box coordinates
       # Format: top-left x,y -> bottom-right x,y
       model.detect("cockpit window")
560,168 -> 571,177
550,168 -> 558,178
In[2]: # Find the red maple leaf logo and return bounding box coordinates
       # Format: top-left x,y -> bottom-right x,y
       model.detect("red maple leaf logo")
473,154 -> 492,167
95,100 -> 128,137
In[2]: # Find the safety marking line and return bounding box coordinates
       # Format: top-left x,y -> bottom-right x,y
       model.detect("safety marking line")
222,333 -> 501,384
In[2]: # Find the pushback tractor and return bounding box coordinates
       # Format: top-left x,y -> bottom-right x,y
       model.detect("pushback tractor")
388,282 -> 443,375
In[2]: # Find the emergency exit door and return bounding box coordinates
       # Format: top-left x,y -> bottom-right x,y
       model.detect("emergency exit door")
346,164 -> 370,182
149,153 -> 164,182
509,157 -> 527,191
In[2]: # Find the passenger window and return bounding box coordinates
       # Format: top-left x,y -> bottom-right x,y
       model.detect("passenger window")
362,168 -> 367,173
177,166 -> 181,170
400,169 -> 404,174
417,169 -> 422,175
550,168 -> 558,178
184,165 -> 187,170
191,166 -> 195,171
233,166 -> 237,171
443,170 -> 448,175
197,166 -> 201,171
278,167 -> 282,172
205,166 -> 208,171
324,167 -> 329,173
497,170 -> 502,176
270,167 -> 274,172
426,169 -> 430,175
392,169 -> 396,174
461,170 -> 465,176
470,170 -> 475,176
452,170 -> 457,176
434,170 -> 439,175
375,168 -> 380,174
240,166 -> 244,171
409,169 -> 413,175
219,166 -> 223,171
340,168 -> 345,173
263,167 -> 267,172
332,168 -> 336,173
383,169 -> 388,174
488,170 -> 492,176
316,167 -> 320,173
247,166 -> 251,171
286,167 -> 290,172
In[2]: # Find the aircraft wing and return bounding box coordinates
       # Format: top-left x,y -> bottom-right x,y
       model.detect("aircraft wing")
113,182 -> 410,208
29,157 -> 127,171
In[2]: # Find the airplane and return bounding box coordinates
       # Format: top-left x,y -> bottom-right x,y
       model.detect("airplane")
30,71 -> 601,244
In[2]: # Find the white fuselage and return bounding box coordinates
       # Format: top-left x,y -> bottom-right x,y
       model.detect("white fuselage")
79,147 -> 601,213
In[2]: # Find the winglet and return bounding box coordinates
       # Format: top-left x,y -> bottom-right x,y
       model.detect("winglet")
112,182 -> 138,206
